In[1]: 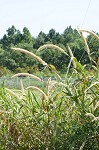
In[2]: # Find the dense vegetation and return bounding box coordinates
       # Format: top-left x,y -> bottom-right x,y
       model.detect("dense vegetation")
0,26 -> 99,149
0,25 -> 99,75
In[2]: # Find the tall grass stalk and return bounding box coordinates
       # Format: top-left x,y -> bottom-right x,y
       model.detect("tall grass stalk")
79,29 -> 99,41
77,27 -> 91,58
26,86 -> 48,100
1,36 -> 99,149
68,46 -> 76,68
12,73 -> 42,81
78,27 -> 99,66
37,44 -> 68,56
6,88 -> 21,100
12,47 -> 48,66
20,79 -> 25,95
64,46 -> 76,83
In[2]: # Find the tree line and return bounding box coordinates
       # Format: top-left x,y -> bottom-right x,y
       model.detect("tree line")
0,25 -> 99,76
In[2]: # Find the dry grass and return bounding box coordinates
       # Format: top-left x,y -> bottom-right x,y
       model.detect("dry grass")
68,46 -> 76,68
37,44 -> 68,56
85,81 -> 99,92
94,101 -> 99,111
6,88 -> 21,100
79,29 -> 99,41
46,77 -> 57,96
20,79 -> 25,95
78,27 -> 99,65
11,47 -> 48,66
77,27 -> 90,56
1,31 -> 98,149
26,86 -> 48,100
12,73 -> 42,81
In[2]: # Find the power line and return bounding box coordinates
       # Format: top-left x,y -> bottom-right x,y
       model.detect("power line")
79,0 -> 99,63
79,0 -> 91,62
81,0 -> 91,28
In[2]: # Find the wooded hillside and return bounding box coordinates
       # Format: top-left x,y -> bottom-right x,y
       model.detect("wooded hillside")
0,25 -> 99,76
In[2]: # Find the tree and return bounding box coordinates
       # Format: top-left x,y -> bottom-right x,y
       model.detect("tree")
1,25 -> 18,49
0,34 -> 9,49
22,27 -> 33,44
0,25 -> 98,74
87,33 -> 99,63
47,29 -> 57,44
7,25 -> 17,45
34,31 -> 47,49
15,30 -> 23,44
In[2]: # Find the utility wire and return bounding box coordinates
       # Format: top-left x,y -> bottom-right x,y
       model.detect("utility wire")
79,0 -> 92,62
79,0 -> 99,64
81,0 -> 92,28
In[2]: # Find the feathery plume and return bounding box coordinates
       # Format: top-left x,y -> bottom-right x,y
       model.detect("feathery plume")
12,73 -> 42,81
77,27 -> 90,56
11,48 -> 47,66
6,88 -> 21,100
26,86 -> 48,100
79,29 -> 99,41
37,44 -> 68,56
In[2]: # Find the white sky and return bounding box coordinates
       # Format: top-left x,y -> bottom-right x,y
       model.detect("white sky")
0,0 -> 99,37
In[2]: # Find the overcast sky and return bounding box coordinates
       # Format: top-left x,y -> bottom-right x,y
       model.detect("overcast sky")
0,0 -> 99,37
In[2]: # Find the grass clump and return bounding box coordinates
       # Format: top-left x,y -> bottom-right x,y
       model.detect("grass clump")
0,29 -> 99,150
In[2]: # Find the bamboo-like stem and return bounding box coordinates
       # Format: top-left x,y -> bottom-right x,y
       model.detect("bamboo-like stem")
11,48 -> 47,66
46,77 -> 52,96
97,57 -> 99,68
20,79 -> 25,95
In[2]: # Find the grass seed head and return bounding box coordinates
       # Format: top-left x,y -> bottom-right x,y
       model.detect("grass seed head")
37,44 -> 68,56
12,73 -> 42,81
6,88 -> 21,100
12,47 -> 48,66
26,86 -> 48,100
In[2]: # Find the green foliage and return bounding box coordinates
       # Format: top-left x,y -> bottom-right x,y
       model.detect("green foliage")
0,68 -> 99,149
0,66 -> 12,77
0,26 -> 99,150
0,25 -> 99,75
87,34 -> 99,63
22,27 -> 33,44
0,35 -> 99,149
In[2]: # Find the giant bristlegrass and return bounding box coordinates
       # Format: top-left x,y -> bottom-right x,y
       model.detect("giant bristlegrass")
0,28 -> 99,150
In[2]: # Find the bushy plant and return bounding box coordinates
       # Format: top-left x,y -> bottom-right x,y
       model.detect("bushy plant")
0,29 -> 99,150
0,66 -> 12,77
